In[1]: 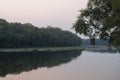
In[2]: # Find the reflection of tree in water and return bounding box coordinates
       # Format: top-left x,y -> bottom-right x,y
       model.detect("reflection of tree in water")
0,50 -> 82,77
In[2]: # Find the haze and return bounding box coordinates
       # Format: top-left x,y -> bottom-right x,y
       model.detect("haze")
0,0 -> 88,33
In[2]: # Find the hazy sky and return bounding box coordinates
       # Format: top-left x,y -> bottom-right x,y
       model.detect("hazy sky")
0,0 -> 88,37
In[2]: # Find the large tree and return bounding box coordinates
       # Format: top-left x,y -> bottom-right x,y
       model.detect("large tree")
73,0 -> 120,46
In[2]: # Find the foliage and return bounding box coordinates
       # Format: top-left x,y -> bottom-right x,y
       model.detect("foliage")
0,19 -> 81,48
73,0 -> 120,46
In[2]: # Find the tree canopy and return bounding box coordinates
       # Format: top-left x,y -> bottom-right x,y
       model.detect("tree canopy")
0,19 -> 81,48
73,0 -> 120,46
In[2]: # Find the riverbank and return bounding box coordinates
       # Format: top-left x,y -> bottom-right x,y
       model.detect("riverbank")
0,47 -> 84,53
84,46 -> 118,51
0,46 -> 119,53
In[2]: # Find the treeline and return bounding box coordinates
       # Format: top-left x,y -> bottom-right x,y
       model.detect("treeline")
81,39 -> 108,46
0,19 -> 81,48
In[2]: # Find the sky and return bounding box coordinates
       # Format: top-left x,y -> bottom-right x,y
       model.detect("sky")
0,0 -> 88,38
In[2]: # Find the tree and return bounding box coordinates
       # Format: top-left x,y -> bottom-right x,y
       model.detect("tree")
73,0 -> 120,46
90,37 -> 96,46
0,19 -> 81,48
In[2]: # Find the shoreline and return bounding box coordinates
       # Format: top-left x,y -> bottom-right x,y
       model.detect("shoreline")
0,47 -> 83,53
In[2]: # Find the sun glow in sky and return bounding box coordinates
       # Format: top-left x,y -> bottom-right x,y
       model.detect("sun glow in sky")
0,0 -> 88,35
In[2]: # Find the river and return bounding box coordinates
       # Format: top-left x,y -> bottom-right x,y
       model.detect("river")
0,49 -> 120,80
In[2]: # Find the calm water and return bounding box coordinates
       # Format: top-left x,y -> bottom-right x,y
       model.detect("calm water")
0,50 -> 120,80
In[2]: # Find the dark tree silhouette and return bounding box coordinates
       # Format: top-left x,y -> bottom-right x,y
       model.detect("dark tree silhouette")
73,0 -> 120,46
0,19 -> 81,48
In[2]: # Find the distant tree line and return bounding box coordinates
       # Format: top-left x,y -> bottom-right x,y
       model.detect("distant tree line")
81,39 -> 108,46
0,19 -> 81,48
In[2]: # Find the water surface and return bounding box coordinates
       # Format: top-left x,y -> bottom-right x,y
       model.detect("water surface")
0,50 -> 120,80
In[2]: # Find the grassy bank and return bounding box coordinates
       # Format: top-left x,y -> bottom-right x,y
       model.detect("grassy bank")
0,47 -> 84,52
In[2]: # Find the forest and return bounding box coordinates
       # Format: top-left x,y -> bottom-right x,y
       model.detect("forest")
0,19 -> 81,48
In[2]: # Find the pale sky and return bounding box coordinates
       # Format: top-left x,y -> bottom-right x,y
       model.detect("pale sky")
0,0 -> 88,38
